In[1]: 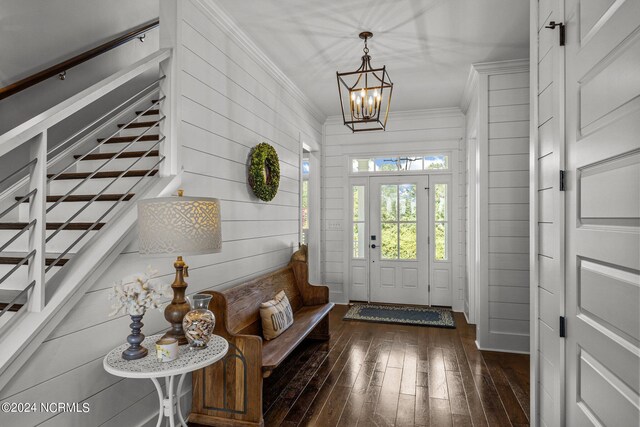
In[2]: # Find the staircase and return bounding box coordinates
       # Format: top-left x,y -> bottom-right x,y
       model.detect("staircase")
0,48 -> 178,388
0,102 -> 162,312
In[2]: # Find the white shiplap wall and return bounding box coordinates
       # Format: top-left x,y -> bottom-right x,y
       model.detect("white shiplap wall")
322,109 -> 466,311
0,1 -> 323,425
465,60 -> 530,353
487,71 -> 530,349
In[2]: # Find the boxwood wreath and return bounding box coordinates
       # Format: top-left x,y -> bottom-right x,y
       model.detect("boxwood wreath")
248,142 -> 280,201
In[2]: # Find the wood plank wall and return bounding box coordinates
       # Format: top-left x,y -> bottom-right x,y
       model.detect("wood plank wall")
485,70 -> 531,352
0,1 -> 323,425
464,62 -> 530,353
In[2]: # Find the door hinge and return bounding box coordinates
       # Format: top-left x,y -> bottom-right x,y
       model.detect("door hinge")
428,285 -> 431,292
428,236 -> 430,245
559,170 -> 566,191
545,21 -> 565,46
559,316 -> 566,338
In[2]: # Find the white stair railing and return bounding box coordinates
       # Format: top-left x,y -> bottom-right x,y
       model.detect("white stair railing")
0,48 -> 177,385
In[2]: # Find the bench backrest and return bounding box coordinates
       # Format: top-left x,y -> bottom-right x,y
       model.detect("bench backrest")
220,265 -> 304,336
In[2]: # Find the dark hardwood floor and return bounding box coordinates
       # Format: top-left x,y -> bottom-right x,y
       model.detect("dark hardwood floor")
193,304 -> 530,427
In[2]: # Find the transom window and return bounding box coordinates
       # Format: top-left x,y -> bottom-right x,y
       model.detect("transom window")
352,154 -> 448,173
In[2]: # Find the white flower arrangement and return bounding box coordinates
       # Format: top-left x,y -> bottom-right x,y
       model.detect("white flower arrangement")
108,267 -> 172,316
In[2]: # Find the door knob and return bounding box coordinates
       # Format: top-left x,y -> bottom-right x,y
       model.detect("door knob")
371,244 -> 376,249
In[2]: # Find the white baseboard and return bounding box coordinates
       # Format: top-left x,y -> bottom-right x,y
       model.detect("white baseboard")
475,339 -> 530,355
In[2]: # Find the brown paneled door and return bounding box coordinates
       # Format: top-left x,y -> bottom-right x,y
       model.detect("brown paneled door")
369,175 -> 430,305
564,0 -> 640,425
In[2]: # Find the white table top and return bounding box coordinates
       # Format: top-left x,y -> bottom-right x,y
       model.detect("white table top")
103,334 -> 228,379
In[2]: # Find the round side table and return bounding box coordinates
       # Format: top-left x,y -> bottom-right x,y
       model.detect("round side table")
103,334 -> 228,427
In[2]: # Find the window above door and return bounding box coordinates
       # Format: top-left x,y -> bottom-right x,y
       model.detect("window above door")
351,154 -> 449,174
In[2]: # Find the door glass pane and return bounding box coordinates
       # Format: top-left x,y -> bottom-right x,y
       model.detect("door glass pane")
434,183 -> 447,221
353,185 -> 365,221
353,223 -> 365,258
399,223 -> 417,259
381,222 -> 398,259
352,185 -> 365,258
380,185 -> 398,221
399,184 -> 417,221
435,222 -> 447,260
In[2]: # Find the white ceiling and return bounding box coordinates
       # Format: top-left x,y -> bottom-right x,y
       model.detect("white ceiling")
216,0 -> 530,116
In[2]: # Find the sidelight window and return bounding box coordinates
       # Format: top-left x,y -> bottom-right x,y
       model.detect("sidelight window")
434,183 -> 448,261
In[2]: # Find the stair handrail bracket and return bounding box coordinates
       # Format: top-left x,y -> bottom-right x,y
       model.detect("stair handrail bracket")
0,47 -> 178,391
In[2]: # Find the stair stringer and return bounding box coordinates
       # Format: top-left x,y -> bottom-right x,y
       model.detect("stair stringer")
0,173 -> 181,393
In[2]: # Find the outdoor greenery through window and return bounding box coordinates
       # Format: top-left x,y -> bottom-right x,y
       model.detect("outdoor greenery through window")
434,183 -> 448,261
381,184 -> 417,260
352,185 -> 365,258
352,154 -> 448,173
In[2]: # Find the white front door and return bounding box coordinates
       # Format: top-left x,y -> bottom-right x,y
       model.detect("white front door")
564,0 -> 640,425
369,176 -> 429,305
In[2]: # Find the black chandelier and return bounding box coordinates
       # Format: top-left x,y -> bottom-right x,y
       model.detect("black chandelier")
336,31 -> 393,132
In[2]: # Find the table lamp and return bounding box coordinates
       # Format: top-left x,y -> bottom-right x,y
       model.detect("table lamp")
137,190 -> 221,345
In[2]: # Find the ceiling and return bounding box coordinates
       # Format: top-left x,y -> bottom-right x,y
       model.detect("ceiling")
216,0 -> 530,117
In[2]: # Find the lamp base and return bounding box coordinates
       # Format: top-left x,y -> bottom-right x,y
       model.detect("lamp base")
163,256 -> 191,346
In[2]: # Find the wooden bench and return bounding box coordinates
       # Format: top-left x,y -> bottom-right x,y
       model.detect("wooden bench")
190,246 -> 334,427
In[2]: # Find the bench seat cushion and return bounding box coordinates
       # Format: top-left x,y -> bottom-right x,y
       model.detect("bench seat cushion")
261,302 -> 334,372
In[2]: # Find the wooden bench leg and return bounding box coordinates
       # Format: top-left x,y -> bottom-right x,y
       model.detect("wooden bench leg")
191,335 -> 264,426
307,316 -> 330,341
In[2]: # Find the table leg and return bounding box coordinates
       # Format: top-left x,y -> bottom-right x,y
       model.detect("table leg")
176,373 -> 188,426
166,376 -> 176,427
150,378 -> 165,427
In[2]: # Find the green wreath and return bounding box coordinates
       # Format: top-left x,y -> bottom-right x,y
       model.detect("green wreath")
248,142 -> 280,201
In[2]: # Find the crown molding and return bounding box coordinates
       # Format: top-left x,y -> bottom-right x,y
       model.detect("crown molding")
325,106 -> 463,125
460,66 -> 479,114
471,58 -> 529,75
192,0 -> 326,123
459,59 -> 529,113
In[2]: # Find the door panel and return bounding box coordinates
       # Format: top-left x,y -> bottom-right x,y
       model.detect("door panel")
369,176 -> 429,305
535,0 -> 565,426
565,0 -> 640,425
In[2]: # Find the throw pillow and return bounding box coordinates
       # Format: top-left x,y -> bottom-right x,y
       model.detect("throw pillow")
260,290 -> 294,340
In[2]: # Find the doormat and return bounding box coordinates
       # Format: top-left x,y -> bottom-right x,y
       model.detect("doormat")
343,303 -> 456,328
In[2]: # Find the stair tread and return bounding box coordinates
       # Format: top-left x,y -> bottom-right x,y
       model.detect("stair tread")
0,255 -> 69,266
74,150 -> 159,160
135,109 -> 159,116
0,290 -> 26,312
16,194 -> 134,202
0,303 -> 23,312
0,222 -> 105,231
97,135 -> 159,144
48,169 -> 158,180
117,121 -> 159,129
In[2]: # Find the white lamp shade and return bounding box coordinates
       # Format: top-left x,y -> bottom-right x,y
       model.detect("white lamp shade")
137,196 -> 222,256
